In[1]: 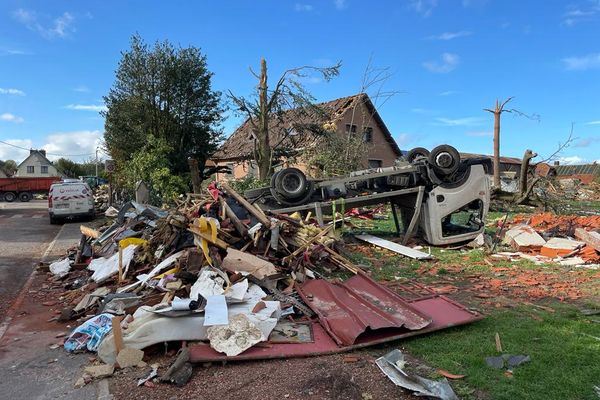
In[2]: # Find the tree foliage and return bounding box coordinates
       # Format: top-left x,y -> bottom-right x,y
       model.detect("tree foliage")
0,160 -> 17,176
229,58 -> 340,179
304,128 -> 368,177
54,158 -> 101,178
103,34 -> 224,198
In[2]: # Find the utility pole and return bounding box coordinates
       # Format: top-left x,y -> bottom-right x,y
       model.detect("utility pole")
95,147 -> 99,178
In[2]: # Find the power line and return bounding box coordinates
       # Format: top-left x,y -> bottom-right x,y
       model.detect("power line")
0,139 -> 95,157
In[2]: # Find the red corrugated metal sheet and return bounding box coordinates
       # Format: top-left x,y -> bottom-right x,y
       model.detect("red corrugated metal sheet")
188,277 -> 483,363
297,273 -> 431,346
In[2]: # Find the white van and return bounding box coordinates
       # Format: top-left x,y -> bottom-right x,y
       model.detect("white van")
48,180 -> 95,224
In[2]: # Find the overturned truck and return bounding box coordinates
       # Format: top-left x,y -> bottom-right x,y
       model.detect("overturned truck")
246,144 -> 491,245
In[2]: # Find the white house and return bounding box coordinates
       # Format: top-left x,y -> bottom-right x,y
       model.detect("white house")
15,150 -> 59,177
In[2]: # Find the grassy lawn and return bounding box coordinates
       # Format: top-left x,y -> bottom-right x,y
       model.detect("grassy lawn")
343,207 -> 600,400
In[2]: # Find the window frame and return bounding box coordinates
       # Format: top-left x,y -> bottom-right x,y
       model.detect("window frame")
26,165 -> 34,174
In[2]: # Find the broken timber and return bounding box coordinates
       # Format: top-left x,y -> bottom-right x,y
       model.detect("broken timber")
355,234 -> 433,260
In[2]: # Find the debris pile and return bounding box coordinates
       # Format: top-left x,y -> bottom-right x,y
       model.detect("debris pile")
42,182 -> 481,388
498,212 -> 600,266
93,184 -> 110,213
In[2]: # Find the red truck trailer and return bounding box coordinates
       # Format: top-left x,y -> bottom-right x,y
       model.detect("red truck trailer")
0,176 -> 62,202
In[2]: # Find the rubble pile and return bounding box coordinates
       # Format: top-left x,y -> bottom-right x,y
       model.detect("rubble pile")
93,184 -> 110,213
43,182 -> 480,388
497,212 -> 600,266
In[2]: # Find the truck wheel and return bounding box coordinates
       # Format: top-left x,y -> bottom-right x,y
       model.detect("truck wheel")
429,145 -> 460,176
407,147 -> 430,163
19,192 -> 32,202
274,168 -> 307,200
4,192 -> 16,202
49,215 -> 58,225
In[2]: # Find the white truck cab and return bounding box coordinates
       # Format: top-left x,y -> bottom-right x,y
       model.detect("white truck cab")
48,180 -> 95,224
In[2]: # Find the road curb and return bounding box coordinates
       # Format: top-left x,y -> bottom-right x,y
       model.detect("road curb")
0,223 -> 66,342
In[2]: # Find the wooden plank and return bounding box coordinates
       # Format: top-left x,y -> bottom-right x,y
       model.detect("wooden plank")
112,316 -> 125,355
355,234 -> 432,260
219,196 -> 248,237
221,183 -> 271,228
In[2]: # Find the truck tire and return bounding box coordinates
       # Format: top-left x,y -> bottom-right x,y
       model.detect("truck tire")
4,192 -> 16,202
429,145 -> 460,176
274,168 -> 308,200
19,192 -> 32,202
407,147 -> 430,163
49,215 -> 58,225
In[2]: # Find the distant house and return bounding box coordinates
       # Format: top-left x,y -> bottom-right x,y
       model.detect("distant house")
211,93 -> 402,180
460,152 -> 525,178
15,149 -> 59,177
554,162 -> 600,184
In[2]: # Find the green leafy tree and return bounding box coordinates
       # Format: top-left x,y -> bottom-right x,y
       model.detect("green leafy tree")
126,135 -> 188,203
103,34 -> 224,195
0,160 -> 17,176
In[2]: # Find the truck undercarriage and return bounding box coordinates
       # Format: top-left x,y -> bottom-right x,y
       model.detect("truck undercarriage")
245,145 -> 491,246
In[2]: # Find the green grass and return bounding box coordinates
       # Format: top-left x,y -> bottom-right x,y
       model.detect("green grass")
400,304 -> 600,400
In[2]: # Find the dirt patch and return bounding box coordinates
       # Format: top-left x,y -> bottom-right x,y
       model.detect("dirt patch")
110,351 -> 413,400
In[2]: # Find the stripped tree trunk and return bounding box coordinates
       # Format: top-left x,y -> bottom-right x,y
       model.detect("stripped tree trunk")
256,58 -> 272,180
492,100 -> 501,189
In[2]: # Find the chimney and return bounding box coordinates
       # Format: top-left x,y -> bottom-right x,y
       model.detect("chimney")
39,149 -> 46,157
554,161 -> 560,166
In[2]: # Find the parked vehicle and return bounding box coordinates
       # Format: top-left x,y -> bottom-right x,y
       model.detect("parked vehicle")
48,180 -> 95,224
0,176 -> 61,202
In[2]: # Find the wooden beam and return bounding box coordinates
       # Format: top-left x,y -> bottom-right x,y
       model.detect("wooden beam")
221,182 -> 271,228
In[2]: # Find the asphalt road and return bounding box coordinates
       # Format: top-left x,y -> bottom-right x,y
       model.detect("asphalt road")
0,200 -> 100,399
0,200 -> 61,318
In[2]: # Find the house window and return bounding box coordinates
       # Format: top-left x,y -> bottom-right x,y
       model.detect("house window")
368,159 -> 383,169
41,166 -> 48,174
345,124 -> 357,134
363,127 -> 373,143
27,166 -> 34,174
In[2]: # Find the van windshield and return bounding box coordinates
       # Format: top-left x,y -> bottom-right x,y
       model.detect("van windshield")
441,200 -> 484,237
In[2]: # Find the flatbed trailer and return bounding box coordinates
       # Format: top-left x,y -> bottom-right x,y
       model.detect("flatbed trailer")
0,176 -> 61,202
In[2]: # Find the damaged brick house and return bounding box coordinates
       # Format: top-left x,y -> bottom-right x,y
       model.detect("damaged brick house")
210,93 -> 402,180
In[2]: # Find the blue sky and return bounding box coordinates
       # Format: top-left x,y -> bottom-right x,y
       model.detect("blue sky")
1,0 -> 599,164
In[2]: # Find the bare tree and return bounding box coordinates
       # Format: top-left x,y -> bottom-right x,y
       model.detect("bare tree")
228,58 -> 340,180
484,97 -> 539,188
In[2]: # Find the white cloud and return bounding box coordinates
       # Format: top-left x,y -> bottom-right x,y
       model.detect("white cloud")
408,0 -> 438,17
73,85 -> 90,93
562,2 -> 600,26
0,113 -> 24,123
0,48 -> 28,56
294,3 -> 314,12
65,104 -> 107,112
574,136 -> 600,147
0,131 -> 104,163
439,90 -> 458,96
0,88 -> 25,96
13,9 -> 75,39
334,0 -> 347,10
466,130 -> 493,137
42,130 -> 104,162
562,53 -> 600,70
435,117 -> 483,126
585,120 -> 600,125
556,155 -> 585,165
426,31 -> 472,40
423,53 -> 460,73
0,139 -> 32,161
395,133 -> 414,147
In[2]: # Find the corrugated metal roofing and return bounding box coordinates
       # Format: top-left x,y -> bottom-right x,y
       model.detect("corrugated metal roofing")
555,164 -> 600,176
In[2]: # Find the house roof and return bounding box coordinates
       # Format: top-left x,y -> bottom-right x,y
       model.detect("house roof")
17,150 -> 54,169
555,163 -> 600,176
212,93 -> 401,161
460,152 -> 523,165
